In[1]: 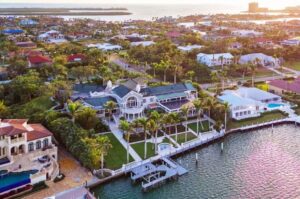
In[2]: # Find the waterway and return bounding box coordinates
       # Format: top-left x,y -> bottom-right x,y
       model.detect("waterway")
91,124 -> 300,199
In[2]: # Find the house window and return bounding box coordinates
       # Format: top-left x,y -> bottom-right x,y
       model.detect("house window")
29,142 -> 34,152
127,97 -> 138,108
43,139 -> 49,148
36,141 -> 42,150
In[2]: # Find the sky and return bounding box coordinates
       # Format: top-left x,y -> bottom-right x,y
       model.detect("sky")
1,0 -> 300,9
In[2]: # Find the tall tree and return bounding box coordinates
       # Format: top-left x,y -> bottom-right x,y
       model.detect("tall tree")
119,120 -> 133,163
97,136 -> 112,177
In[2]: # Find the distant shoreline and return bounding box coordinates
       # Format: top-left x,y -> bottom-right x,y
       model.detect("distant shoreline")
0,8 -> 132,16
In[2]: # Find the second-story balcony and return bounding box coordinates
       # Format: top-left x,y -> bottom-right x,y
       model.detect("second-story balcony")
10,136 -> 26,144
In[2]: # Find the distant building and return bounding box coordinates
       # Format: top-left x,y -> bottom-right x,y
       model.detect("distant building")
239,53 -> 280,68
248,2 -> 269,13
269,77 -> 300,95
196,53 -> 233,67
130,41 -> 155,47
28,55 -> 52,68
178,45 -> 203,52
86,43 -> 122,51
281,39 -> 300,46
249,2 -> 259,13
218,87 -> 282,120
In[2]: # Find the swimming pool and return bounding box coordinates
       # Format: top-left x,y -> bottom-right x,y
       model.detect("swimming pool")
268,103 -> 284,109
0,170 -> 38,193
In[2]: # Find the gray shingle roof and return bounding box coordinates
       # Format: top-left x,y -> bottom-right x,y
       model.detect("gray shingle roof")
83,96 -> 117,108
141,83 -> 196,97
73,83 -> 104,94
112,85 -> 131,98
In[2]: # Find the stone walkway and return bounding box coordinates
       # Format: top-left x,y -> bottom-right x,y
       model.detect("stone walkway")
24,147 -> 93,199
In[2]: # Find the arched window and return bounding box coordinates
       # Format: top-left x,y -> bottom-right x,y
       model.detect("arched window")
36,141 -> 42,150
29,142 -> 34,152
127,97 -> 138,108
43,139 -> 49,148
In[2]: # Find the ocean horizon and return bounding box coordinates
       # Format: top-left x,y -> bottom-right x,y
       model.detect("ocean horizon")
0,3 -> 244,21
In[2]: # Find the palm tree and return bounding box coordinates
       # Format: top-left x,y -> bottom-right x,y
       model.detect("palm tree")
104,100 -> 117,123
223,102 -> 230,132
67,101 -> 82,123
147,119 -> 159,153
149,111 -> 161,152
193,99 -> 203,136
218,55 -> 225,70
136,118 -> 148,159
162,113 -> 173,135
97,136 -> 112,177
119,120 -> 132,163
180,106 -> 189,142
170,112 -> 180,142
249,63 -> 257,87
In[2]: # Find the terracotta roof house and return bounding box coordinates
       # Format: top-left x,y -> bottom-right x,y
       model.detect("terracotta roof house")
67,54 -> 86,63
28,55 -> 52,68
269,77 -> 300,95
0,119 -> 59,197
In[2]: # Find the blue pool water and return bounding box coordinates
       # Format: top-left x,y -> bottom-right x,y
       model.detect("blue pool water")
268,103 -> 284,108
0,170 -> 38,193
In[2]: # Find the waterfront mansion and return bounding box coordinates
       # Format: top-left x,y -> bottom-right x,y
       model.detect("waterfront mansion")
0,119 -> 59,197
218,87 -> 283,120
72,79 -> 198,121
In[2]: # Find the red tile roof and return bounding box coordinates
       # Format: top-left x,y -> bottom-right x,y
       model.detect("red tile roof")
166,31 -> 182,38
269,77 -> 300,94
67,54 -> 86,62
28,55 -> 52,65
27,124 -> 53,141
0,119 -> 53,140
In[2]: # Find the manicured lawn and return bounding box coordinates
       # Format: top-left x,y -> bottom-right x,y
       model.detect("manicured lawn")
188,120 -> 210,133
227,111 -> 288,130
171,132 -> 197,145
105,133 -> 133,169
285,61 -> 300,71
131,142 -> 156,159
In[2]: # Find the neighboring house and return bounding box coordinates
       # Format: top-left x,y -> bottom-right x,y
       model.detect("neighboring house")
280,39 -> 300,46
239,53 -> 280,68
0,119 -> 59,197
38,30 -> 67,44
130,41 -> 155,47
15,41 -> 37,48
87,43 -> 122,51
28,55 -> 52,68
269,77 -> 300,95
2,29 -> 24,35
196,53 -> 233,67
218,87 -> 282,120
67,54 -> 86,63
67,32 -> 91,41
77,80 -> 198,121
228,42 -> 243,50
254,37 -> 274,47
231,29 -> 263,37
178,45 -> 203,52
19,19 -> 38,27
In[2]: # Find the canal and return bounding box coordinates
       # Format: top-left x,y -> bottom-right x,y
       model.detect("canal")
91,124 -> 300,199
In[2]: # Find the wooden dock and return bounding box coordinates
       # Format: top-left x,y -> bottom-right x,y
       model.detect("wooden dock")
129,157 -> 188,192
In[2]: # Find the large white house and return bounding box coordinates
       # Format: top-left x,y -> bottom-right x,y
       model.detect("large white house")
74,79 -> 198,121
87,43 -> 122,51
231,29 -> 263,37
218,87 -> 282,120
38,30 -> 67,44
0,119 -> 59,197
196,53 -> 233,67
239,53 -> 280,68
